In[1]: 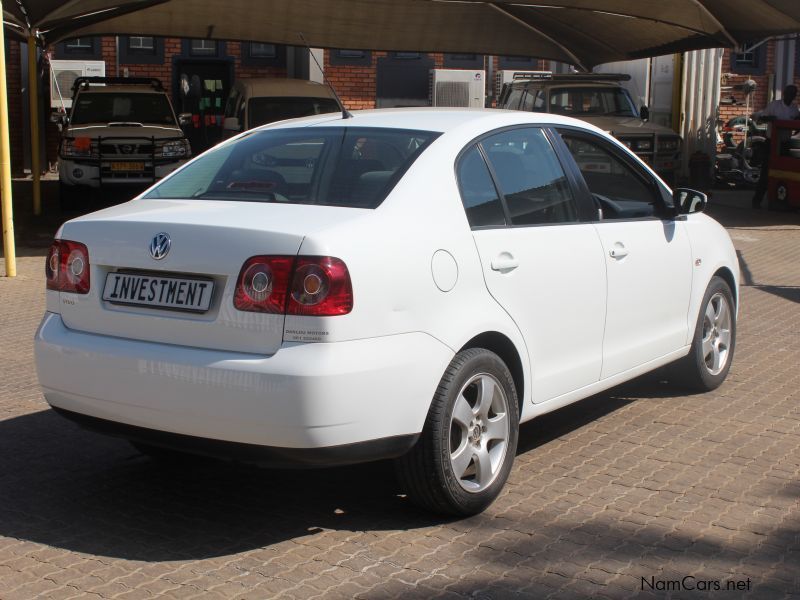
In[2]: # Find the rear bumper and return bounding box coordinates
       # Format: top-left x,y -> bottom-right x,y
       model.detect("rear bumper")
52,407 -> 418,467
35,312 -> 453,459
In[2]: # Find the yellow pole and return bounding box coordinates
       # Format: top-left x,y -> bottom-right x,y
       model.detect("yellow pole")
0,2 -> 17,277
28,34 -> 41,216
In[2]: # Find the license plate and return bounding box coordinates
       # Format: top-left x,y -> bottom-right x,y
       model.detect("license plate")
110,162 -> 145,172
103,272 -> 214,312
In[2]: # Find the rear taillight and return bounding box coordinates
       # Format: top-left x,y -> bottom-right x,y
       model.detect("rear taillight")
46,240 -> 90,294
233,255 -> 353,316
288,257 -> 353,316
233,256 -> 294,313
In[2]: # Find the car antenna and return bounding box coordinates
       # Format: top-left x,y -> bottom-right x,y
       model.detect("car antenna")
299,32 -> 352,119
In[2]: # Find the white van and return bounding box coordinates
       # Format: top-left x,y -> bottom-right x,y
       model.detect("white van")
222,78 -> 341,137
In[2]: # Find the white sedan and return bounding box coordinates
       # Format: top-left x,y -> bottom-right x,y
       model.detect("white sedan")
35,109 -> 738,516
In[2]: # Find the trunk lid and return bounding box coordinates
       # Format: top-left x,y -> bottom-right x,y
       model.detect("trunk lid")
57,199 -> 367,355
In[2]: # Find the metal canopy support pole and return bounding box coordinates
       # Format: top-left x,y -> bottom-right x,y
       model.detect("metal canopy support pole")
28,34 -> 41,216
0,1 -> 17,277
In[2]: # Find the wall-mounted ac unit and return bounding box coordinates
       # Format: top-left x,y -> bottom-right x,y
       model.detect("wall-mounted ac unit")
49,60 -> 106,109
495,70 -> 551,98
430,69 -> 485,108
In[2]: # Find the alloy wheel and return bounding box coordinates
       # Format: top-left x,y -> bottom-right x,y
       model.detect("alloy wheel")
449,373 -> 510,493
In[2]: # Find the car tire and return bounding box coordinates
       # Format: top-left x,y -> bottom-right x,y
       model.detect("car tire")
672,276 -> 736,392
395,348 -> 519,516
59,183 -> 80,213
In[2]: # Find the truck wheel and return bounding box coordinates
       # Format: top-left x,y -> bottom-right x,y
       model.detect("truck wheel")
672,276 -> 736,391
768,182 -> 789,211
395,348 -> 519,516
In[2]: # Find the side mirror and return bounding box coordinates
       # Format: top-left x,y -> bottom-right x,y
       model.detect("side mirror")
177,112 -> 192,127
223,116 -> 241,132
640,105 -> 650,121
674,188 -> 707,215
50,112 -> 67,125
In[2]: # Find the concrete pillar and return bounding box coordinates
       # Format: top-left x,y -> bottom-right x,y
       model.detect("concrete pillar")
774,38 -> 797,99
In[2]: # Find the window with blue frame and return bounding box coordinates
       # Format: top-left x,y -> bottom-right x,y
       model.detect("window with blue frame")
730,43 -> 766,75
329,49 -> 372,67
55,37 -> 101,59
120,36 -> 164,64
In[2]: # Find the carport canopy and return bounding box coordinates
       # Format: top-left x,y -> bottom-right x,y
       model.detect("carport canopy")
4,0 -> 800,70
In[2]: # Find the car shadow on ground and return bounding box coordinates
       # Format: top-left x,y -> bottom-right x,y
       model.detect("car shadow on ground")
0,373 -> 685,562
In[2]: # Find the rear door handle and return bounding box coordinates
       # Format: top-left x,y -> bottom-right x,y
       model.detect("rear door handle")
609,242 -> 629,259
491,255 -> 519,272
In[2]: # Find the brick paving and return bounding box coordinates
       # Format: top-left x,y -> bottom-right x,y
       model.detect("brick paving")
1,194 -> 799,599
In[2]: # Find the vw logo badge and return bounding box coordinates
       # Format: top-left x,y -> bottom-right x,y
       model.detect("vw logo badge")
120,144 -> 134,154
149,232 -> 171,260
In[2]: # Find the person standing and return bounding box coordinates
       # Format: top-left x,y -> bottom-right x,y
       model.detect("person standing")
752,84 -> 800,208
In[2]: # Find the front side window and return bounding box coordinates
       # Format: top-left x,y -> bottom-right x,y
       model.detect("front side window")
70,93 -> 176,125
456,146 -> 506,228
482,128 -> 577,225
559,132 -> 660,219
549,87 -> 637,117
247,97 -> 340,128
521,89 -> 545,112
504,88 -> 524,110
224,88 -> 241,119
144,127 -> 440,208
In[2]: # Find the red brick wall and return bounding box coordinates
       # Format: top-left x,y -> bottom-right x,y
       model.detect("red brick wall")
115,38 -> 182,94
323,50 -> 380,111
719,43 -> 777,146
227,41 -> 287,80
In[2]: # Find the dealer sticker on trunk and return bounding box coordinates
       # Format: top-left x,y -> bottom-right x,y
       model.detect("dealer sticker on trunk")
102,272 -> 214,312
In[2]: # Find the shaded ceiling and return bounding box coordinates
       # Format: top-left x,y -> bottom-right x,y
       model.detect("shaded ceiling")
4,1 -> 800,69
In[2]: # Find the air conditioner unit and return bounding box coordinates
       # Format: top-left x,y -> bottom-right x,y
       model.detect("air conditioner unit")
429,69 -> 485,108
49,60 -> 106,109
495,70 -> 552,98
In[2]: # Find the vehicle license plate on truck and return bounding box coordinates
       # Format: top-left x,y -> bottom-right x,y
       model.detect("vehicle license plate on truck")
110,162 -> 145,172
102,272 -> 214,312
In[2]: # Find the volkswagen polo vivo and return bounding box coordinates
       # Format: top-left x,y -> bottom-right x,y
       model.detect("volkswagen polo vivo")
35,109 -> 738,516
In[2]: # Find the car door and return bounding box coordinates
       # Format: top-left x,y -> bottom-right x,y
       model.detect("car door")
556,129 -> 692,379
457,127 -> 606,403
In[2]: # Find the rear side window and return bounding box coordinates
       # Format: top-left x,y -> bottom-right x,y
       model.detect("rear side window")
145,127 -> 440,208
456,146 -> 506,228
482,128 -> 577,225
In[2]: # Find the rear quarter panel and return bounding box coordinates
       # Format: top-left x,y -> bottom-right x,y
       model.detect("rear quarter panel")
286,133 -> 532,405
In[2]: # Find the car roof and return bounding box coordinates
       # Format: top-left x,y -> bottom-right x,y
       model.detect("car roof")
234,78 -> 338,98
264,107 -> 609,137
76,85 -> 167,94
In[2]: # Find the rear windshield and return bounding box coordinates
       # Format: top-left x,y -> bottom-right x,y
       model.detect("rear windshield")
248,97 -> 341,127
71,92 -> 176,125
144,126 -> 440,208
